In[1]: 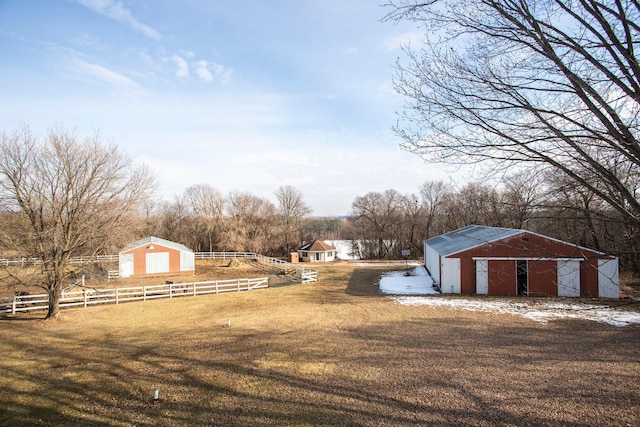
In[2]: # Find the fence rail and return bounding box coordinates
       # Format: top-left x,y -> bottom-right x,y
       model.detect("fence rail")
0,252 -> 319,282
0,254 -> 119,267
0,252 -> 318,283
0,277 -> 269,315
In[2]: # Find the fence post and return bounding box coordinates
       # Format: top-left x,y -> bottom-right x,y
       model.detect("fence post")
237,278 -> 240,292
216,280 -> 219,294
193,282 -> 197,296
143,286 -> 147,301
84,289 -> 87,308
12,296 -> 16,315
116,288 -> 119,304
169,283 -> 173,298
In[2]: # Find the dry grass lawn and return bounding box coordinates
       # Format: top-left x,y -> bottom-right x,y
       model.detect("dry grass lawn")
1,263 -> 639,426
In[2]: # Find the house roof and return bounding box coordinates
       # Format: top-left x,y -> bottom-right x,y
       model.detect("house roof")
300,239 -> 336,252
120,236 -> 193,254
424,225 -> 523,256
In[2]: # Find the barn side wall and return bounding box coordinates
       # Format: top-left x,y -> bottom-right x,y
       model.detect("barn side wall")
450,232 -> 605,297
424,243 -> 441,284
121,244 -> 193,277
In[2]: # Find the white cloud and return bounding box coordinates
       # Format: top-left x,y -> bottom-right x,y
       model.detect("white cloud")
194,60 -> 233,84
68,55 -> 145,95
76,0 -> 161,40
171,55 -> 189,78
194,60 -> 213,82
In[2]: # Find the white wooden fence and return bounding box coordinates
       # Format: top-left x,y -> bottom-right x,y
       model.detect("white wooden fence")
0,277 -> 269,315
1,252 -> 318,283
0,254 -> 119,267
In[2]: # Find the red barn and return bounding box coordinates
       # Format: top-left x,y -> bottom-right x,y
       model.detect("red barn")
119,236 -> 195,278
424,225 -> 619,298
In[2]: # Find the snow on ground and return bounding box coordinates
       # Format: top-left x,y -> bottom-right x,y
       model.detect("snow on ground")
379,267 -> 640,327
325,240 -> 360,260
379,266 -> 440,295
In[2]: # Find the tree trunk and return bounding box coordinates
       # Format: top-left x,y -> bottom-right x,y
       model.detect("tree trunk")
45,282 -> 62,320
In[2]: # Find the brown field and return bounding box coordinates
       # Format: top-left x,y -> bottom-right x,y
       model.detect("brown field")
1,262 -> 639,426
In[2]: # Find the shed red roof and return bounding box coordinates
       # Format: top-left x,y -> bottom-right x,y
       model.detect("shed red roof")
300,239 -> 336,252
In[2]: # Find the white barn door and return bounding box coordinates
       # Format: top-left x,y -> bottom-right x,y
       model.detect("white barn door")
119,254 -> 134,278
180,251 -> 194,272
146,252 -> 170,274
476,260 -> 488,295
598,258 -> 619,298
441,258 -> 461,294
557,260 -> 580,297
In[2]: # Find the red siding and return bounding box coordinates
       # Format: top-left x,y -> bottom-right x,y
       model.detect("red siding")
122,244 -> 186,277
460,259 -> 476,294
580,258 -> 599,297
488,260 -> 517,296
528,260 -> 557,296
459,232 -> 602,259
449,231 -> 605,296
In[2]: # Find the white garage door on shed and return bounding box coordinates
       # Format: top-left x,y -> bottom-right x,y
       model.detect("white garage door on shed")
146,252 -> 170,274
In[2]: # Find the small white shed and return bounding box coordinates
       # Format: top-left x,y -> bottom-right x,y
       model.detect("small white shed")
298,239 -> 337,263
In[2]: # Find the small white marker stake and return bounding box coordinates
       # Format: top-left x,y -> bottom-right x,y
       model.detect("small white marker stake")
227,318 -> 231,327
153,387 -> 159,401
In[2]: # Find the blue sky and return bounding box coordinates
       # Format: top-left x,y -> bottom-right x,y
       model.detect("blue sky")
0,0 -> 456,216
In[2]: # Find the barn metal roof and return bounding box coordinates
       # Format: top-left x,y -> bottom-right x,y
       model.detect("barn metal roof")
120,236 -> 193,254
424,225 -> 523,256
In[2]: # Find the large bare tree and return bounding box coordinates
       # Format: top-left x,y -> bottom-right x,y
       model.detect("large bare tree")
351,189 -> 406,259
384,0 -> 640,227
275,185 -> 311,255
0,126 -> 155,319
184,184 -> 226,252
226,191 -> 277,253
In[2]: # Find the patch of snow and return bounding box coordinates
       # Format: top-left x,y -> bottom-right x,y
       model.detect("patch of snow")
379,266 -> 440,295
325,240 -> 360,260
392,296 -> 640,327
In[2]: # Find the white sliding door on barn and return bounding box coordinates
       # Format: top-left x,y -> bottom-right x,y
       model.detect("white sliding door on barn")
146,252 -> 170,274
119,254 -> 134,278
475,260 -> 488,295
557,260 -> 580,297
598,258 -> 619,299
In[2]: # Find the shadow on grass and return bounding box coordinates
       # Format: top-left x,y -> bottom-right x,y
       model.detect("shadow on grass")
2,261 -> 639,426
345,266 -> 402,297
2,310 -> 638,426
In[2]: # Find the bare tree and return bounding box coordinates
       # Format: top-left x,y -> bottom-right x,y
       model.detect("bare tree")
384,0 -> 640,227
419,180 -> 451,238
0,126 -> 155,319
151,198 -> 203,251
442,183 -> 504,229
184,184 -> 226,252
500,172 -> 541,229
351,190 -> 406,259
225,191 -> 277,253
275,185 -> 311,255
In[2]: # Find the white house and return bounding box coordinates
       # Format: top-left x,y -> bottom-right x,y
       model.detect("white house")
298,239 -> 337,263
